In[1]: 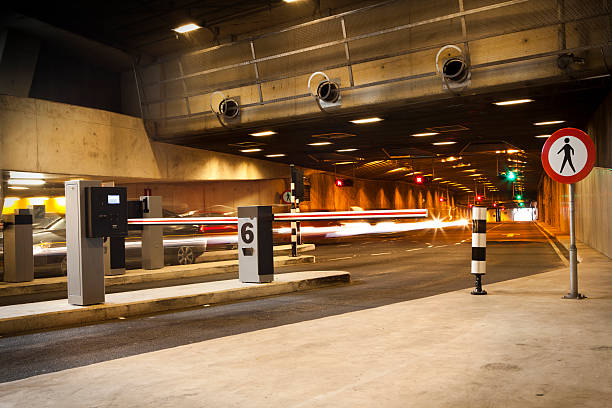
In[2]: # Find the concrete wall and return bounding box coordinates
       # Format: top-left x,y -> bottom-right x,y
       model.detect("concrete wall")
0,95 -> 288,181
538,174 -> 570,234
121,170 -> 468,220
575,167 -> 612,258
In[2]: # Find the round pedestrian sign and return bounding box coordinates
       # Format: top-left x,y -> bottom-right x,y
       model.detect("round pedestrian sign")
281,190 -> 292,204
541,128 -> 596,184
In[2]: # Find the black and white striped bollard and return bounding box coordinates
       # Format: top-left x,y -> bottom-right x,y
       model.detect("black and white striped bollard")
290,182 -> 297,257
471,206 -> 487,295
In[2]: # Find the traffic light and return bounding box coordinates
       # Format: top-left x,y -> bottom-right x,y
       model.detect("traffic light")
476,195 -> 483,201
439,197 -> 446,202
469,203 -> 473,208
516,194 -> 522,200
507,171 -> 516,181
415,176 -> 424,184
519,202 -> 525,207
493,202 -> 497,207
335,178 -> 354,187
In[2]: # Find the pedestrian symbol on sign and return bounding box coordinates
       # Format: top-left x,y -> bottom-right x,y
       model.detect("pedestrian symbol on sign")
558,138 -> 576,174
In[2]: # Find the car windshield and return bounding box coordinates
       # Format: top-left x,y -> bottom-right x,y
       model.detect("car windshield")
33,214 -> 62,230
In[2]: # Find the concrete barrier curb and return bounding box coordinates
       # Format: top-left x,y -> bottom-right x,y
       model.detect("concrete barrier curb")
0,271 -> 350,335
0,255 -> 315,299
197,243 -> 314,262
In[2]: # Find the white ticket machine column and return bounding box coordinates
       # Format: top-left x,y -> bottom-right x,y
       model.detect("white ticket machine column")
237,206 -> 274,283
65,180 -> 127,305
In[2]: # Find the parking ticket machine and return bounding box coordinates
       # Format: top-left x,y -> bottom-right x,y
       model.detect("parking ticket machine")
65,180 -> 127,305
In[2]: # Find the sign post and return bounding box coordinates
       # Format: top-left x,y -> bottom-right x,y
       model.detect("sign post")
541,128 -> 596,299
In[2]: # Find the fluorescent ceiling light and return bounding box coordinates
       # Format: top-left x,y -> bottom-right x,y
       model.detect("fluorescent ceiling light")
433,177 -> 442,181
534,120 -> 565,126
265,154 -> 286,158
335,161 -> 355,165
9,171 -> 44,179
283,0 -> 299,2
240,148 -> 262,153
506,149 -> 520,153
535,134 -> 551,138
173,23 -> 201,33
8,179 -> 45,186
432,141 -> 456,145
387,167 -> 409,173
493,99 -> 533,106
350,117 -> 383,124
412,132 -> 439,137
8,186 -> 29,190
308,142 -> 332,146
250,131 -> 277,137
336,148 -> 358,152
469,174 -> 483,177
462,169 -> 476,172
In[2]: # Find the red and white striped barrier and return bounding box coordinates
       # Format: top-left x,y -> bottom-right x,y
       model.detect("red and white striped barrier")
127,209 -> 428,226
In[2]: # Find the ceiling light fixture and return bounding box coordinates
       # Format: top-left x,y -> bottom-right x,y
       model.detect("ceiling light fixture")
462,169 -> 476,172
534,120 -> 565,126
412,132 -> 439,137
250,131 -> 277,137
335,161 -> 355,165
8,186 -> 29,190
336,148 -> 358,152
493,99 -> 534,106
469,174 -> 483,177
350,117 -> 383,124
535,134 -> 551,138
433,177 -> 442,181
432,141 -> 456,145
308,142 -> 332,146
265,154 -> 286,158
172,23 -> 201,33
240,148 -> 262,153
7,179 -> 45,186
9,171 -> 45,179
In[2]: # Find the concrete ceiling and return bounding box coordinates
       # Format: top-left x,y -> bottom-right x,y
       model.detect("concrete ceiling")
166,77 -> 610,203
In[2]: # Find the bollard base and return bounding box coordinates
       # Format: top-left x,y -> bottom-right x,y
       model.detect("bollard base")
471,273 -> 487,296
562,293 -> 586,299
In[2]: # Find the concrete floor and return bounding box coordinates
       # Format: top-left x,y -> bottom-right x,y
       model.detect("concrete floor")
0,222 -> 610,406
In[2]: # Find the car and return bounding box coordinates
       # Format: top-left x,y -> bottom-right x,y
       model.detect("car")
0,210 -> 208,279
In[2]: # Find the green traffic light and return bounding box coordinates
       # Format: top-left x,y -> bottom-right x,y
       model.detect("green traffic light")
516,194 -> 522,200
519,202 -> 525,207
507,171 -> 516,181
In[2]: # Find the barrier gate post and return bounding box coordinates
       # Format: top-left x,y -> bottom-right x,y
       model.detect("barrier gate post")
471,205 -> 487,295
238,206 -> 274,283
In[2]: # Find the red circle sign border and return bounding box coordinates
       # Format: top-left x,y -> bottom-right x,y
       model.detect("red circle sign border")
541,127 -> 596,184
281,190 -> 292,204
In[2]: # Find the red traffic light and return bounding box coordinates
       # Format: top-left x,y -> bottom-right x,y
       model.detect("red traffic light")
439,197 -> 446,202
335,178 -> 354,187
469,203 -> 474,208
476,195 -> 482,201
415,176 -> 424,184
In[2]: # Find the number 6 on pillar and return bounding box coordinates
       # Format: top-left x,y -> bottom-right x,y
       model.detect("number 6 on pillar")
237,206 -> 274,283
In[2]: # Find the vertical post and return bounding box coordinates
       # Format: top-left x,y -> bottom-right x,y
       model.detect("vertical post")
2,209 -> 34,282
296,198 -> 302,245
290,165 -> 297,257
65,180 -> 105,305
238,206 -> 274,283
471,206 -> 487,295
141,196 -> 164,270
563,183 -> 585,299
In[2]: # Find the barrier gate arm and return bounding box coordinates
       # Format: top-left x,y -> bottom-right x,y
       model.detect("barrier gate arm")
127,209 -> 429,226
